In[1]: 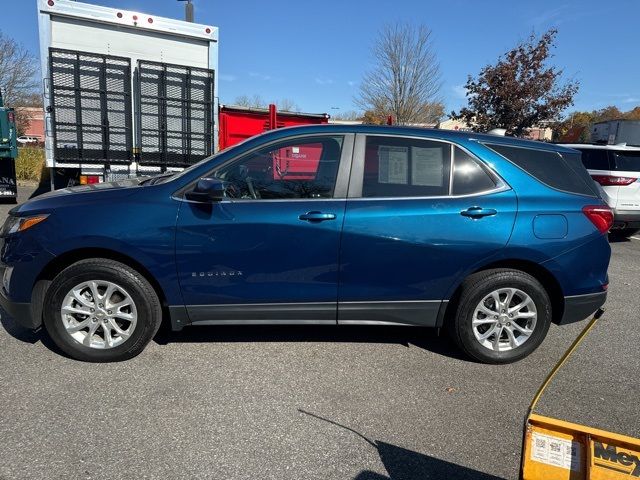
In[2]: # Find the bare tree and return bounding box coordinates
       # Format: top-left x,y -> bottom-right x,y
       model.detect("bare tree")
276,98 -> 299,112
0,31 -> 39,106
233,95 -> 300,112
233,94 -> 266,108
332,110 -> 362,121
356,23 -> 443,125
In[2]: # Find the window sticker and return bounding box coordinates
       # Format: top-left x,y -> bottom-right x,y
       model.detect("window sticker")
378,146 -> 409,184
412,147 -> 444,186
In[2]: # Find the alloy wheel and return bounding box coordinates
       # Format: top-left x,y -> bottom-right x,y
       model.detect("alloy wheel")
60,280 -> 138,349
472,288 -> 537,352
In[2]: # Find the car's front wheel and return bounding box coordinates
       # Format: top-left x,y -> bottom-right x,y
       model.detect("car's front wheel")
448,269 -> 552,364
43,258 -> 162,362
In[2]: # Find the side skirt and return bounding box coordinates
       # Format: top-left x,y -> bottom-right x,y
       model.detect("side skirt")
168,300 -> 446,330
338,300 -> 444,327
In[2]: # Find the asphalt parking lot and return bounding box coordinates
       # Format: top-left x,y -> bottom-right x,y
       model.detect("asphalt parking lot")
0,185 -> 637,480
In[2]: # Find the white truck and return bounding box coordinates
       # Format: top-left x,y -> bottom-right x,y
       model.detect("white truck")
37,0 -> 219,188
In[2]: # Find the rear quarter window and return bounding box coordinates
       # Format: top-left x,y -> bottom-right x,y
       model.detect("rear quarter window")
485,144 -> 598,197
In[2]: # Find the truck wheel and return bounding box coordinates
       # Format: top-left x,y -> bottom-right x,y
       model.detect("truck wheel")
43,259 -> 162,362
448,269 -> 551,364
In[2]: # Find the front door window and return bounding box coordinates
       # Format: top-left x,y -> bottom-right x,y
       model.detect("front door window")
212,136 -> 344,199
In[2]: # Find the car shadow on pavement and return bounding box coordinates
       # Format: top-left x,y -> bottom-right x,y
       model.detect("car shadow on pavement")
0,307 -> 71,358
153,323 -> 470,361
0,306 -> 469,362
299,409 -> 504,480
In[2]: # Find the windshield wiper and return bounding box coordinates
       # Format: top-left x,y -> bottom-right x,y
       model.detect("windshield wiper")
140,173 -> 174,185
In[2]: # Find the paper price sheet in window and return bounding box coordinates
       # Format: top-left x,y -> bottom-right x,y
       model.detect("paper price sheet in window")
377,145 -> 444,187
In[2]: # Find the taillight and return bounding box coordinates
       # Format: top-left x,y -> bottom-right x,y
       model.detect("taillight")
79,175 -> 100,185
591,175 -> 637,186
582,205 -> 614,234
7,112 -> 14,123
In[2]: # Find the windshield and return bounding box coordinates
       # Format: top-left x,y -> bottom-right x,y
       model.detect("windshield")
147,135 -> 262,185
612,151 -> 640,172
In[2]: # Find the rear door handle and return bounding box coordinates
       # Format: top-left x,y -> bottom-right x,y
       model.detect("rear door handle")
299,211 -> 336,222
461,207 -> 498,218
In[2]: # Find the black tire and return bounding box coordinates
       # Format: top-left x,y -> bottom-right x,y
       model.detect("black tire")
43,258 -> 162,362
447,269 -> 552,364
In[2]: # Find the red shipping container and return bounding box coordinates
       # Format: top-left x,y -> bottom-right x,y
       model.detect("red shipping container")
219,104 -> 330,180
219,104 -> 329,151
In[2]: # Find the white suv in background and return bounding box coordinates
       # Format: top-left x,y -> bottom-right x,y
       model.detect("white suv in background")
562,144 -> 640,238
16,136 -> 40,145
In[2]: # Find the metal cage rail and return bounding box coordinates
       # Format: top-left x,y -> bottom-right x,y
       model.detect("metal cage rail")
136,60 -> 214,168
49,48 -> 133,165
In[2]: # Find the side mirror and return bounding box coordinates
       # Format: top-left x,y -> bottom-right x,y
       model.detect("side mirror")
185,178 -> 226,202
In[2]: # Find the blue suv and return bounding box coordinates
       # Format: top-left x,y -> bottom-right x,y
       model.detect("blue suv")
0,125 -> 611,363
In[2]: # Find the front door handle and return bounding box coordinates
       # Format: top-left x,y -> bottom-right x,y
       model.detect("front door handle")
299,211 -> 336,222
461,207 -> 498,218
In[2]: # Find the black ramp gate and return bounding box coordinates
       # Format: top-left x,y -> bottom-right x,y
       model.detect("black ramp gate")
137,60 -> 214,167
49,48 -> 132,163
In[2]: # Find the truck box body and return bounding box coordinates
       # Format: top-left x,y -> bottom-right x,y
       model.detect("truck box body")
591,120 -> 640,146
37,0 -> 219,184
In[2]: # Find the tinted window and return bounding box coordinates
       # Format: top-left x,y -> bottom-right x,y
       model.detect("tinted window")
485,144 -> 598,197
612,151 -> 640,172
362,136 -> 451,198
452,147 -> 497,195
560,152 -> 601,196
577,149 -> 611,170
213,136 -> 343,199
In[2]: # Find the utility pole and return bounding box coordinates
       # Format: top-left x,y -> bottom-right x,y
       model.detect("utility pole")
177,0 -> 194,22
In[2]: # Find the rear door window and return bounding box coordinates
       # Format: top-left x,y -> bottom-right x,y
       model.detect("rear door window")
485,144 -> 598,197
361,136 -> 451,197
611,151 -> 640,172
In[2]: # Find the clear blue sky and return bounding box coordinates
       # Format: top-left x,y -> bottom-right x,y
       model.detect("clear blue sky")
5,0 -> 640,115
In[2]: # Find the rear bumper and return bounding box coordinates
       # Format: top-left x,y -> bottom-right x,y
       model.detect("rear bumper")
613,210 -> 640,229
0,287 -> 36,329
560,291 -> 607,325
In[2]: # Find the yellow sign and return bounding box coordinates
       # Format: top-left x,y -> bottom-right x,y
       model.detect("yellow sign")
522,414 -> 640,480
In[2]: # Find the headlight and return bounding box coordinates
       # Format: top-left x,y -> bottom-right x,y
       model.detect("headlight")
0,214 -> 49,236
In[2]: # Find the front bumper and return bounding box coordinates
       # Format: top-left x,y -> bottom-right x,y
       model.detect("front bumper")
560,291 -> 607,324
0,287 -> 37,329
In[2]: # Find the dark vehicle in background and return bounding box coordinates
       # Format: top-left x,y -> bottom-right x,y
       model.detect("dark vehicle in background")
0,125 -> 611,363
0,89 -> 18,201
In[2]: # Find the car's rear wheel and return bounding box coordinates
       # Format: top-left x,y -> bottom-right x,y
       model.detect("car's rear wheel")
43,259 -> 162,362
448,269 -> 551,364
